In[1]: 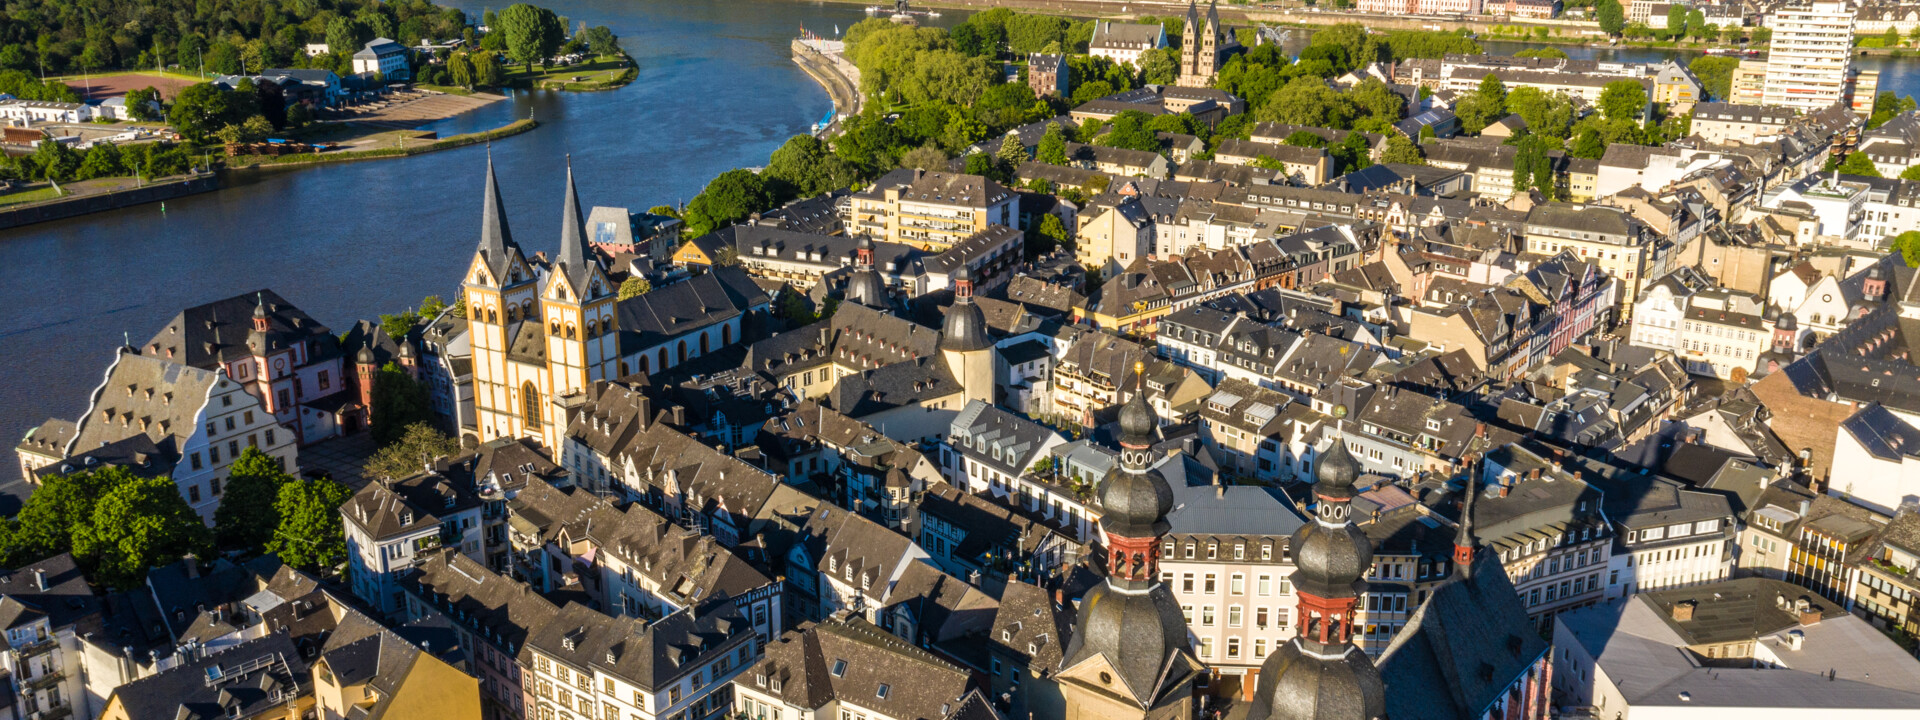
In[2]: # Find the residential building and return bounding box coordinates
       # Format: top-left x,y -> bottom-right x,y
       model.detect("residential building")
1762,1 -> 1856,114
0,554 -> 104,720
139,289 -> 353,445
848,169 -> 1019,252
352,37 -> 410,79
311,629 -> 482,720
1675,289 -> 1773,380
1196,378 -> 1298,484
1029,53 -> 1069,98
1692,102 -> 1797,145
341,454 -> 488,617
1087,21 -> 1166,66
1553,577 -> 1920,719
1158,461 -> 1309,677
99,632 -> 311,720
1728,57 -> 1769,104
520,599 -> 757,720
1852,509 -> 1920,642
400,549 -> 558,720
1520,202 -> 1656,316
420,304 -> 476,441
1479,444 -> 1613,624
731,615 -> 977,720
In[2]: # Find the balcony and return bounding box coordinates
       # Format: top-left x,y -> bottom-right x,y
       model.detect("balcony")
23,670 -> 62,692
14,637 -> 55,656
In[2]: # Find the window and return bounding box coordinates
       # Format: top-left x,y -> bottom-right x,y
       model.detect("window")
877,684 -> 890,699
1204,574 -> 1217,594
830,659 -> 847,677
210,478 -> 221,496
1255,638 -> 1268,659
244,410 -> 254,424
190,452 -> 202,471
189,485 -> 201,503
1227,637 -> 1241,659
1199,637 -> 1214,658
1182,574 -> 1195,593
318,370 -> 331,390
1228,606 -> 1243,627
1201,606 -> 1215,626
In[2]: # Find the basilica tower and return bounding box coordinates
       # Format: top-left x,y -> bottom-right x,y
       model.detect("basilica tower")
1052,366 -> 1201,720
1244,433 -> 1386,720
463,153 -> 540,445
538,161 -> 619,450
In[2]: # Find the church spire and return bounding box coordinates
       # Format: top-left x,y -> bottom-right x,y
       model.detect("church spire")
555,155 -> 596,294
1454,423 -> 1486,579
477,146 -> 516,277
1244,430 -> 1385,720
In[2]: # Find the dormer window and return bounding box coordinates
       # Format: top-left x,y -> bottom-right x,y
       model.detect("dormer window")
831,659 -> 848,677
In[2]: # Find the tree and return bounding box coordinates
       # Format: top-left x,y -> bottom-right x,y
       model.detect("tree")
765,135 -> 854,202
618,276 -> 652,299
365,423 -> 462,482
266,477 -> 354,572
1506,87 -> 1575,140
370,362 -> 430,447
30,140 -> 79,181
75,143 -> 125,180
899,145 -> 949,171
123,87 -> 161,121
1138,47 -> 1180,86
1886,27 -> 1903,48
72,475 -> 211,590
683,169 -> 773,238
168,83 -> 234,142
205,42 -> 243,75
1514,47 -> 1569,59
498,3 -> 564,71
1599,79 -> 1649,122
582,26 -> 619,56
1031,213 -> 1069,257
473,52 -> 505,87
1382,133 -> 1424,165
997,133 -> 1028,170
5,467 -> 118,565
1569,126 -> 1608,159
1457,74 -> 1508,134
1665,4 -> 1688,36
1837,152 -> 1882,177
214,447 -> 292,553
1037,122 -> 1069,165
1259,76 -> 1358,129
1869,91 -> 1917,130
1901,166 -> 1920,182
1690,56 -> 1739,101
1597,0 -> 1627,35
448,52 -> 474,87
1095,110 -> 1160,152
1893,231 -> 1920,268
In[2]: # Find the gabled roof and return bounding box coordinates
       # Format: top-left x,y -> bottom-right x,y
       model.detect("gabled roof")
1378,551 -> 1548,720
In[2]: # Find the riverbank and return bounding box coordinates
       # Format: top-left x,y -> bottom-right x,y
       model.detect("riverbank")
0,173 -> 217,231
225,117 -> 539,167
792,38 -> 861,137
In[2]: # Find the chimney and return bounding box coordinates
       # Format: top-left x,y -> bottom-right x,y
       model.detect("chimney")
1670,600 -> 1696,622
1798,600 -> 1821,626
1798,499 -> 1811,517
1054,588 -> 1065,606
1786,629 -> 1805,650
638,395 -> 652,428
672,406 -> 686,426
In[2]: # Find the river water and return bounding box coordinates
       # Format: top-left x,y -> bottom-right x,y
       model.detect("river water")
0,0 -> 960,496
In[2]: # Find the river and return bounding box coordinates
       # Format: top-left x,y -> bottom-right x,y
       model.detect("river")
0,0 -> 962,500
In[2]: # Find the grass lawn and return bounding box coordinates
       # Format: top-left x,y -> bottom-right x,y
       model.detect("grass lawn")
503,54 -> 633,88
0,185 -> 69,207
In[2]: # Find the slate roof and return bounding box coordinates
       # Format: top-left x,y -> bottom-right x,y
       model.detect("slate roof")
400,549 -> 560,657
109,632 -> 307,720
1378,551 -> 1549,720
615,265 -> 764,353
69,349 -> 223,457
143,289 -> 336,370
341,455 -> 485,541
748,615 -> 973,719
0,554 -> 99,638
831,356 -> 964,418
521,597 -> 753,691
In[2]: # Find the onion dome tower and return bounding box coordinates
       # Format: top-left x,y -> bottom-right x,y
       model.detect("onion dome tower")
1245,432 -> 1386,720
1056,364 -> 1199,720
940,265 -> 995,405
846,236 -> 890,309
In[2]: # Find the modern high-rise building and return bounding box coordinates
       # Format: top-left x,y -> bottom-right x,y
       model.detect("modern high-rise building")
1762,1 -> 1857,113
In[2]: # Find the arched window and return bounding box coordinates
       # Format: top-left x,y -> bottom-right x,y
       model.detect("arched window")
586,323 -> 598,339
487,308 -> 498,323
550,319 -> 561,336
699,333 -> 710,354
566,323 -> 576,339
659,348 -> 669,369
722,325 -> 733,346
638,355 -> 650,375
520,381 -> 541,427
678,340 -> 688,364
601,317 -> 612,335
508,305 -> 520,323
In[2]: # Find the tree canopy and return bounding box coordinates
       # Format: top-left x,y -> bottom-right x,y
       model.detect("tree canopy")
71,473 -> 212,590
266,476 -> 354,572
214,447 -> 293,553
684,169 -> 774,238
499,3 -> 565,70
365,422 -> 462,482
1599,79 -> 1649,122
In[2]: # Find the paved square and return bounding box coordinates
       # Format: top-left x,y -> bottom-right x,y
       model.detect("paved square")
297,432 -> 379,490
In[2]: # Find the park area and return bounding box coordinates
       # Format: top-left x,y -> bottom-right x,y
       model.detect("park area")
506,54 -> 634,90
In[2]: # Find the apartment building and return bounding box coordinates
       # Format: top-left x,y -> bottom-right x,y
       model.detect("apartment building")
1196,378 -> 1299,484
1480,445 -> 1614,625
522,599 -> 757,720
1675,290 -> 1773,379
341,455 -> 489,617
1158,469 -> 1309,677
731,616 -> 978,720
1690,102 -> 1797,145
1521,203 -> 1657,316
848,169 -> 1019,252
1762,1 -> 1856,114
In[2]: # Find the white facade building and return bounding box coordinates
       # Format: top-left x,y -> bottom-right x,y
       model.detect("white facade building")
1762,1 -> 1856,113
